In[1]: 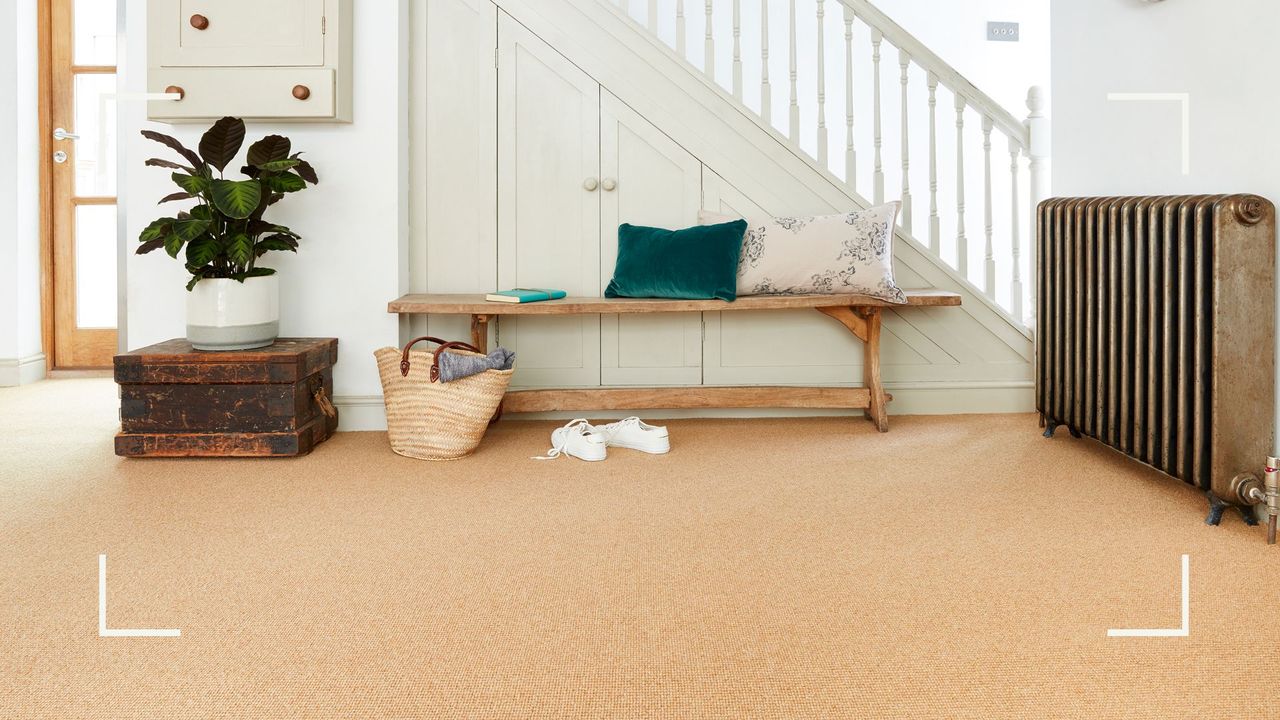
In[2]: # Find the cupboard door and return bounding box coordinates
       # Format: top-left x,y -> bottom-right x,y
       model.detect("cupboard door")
599,91 -> 703,385
497,14 -> 601,388
156,0 -> 327,67
411,0 -> 498,344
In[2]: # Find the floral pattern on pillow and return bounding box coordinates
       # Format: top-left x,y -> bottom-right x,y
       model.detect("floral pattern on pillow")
698,202 -> 906,304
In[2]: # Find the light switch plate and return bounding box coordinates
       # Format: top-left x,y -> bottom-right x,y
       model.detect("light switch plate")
987,21 -> 1020,42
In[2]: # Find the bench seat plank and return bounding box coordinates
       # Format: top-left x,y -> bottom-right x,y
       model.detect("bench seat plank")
387,289 -> 960,315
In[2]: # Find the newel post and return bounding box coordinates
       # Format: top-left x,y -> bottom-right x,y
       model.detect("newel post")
1024,85 -> 1050,328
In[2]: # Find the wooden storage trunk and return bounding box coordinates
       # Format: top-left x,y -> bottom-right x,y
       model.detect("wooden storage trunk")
114,338 -> 339,457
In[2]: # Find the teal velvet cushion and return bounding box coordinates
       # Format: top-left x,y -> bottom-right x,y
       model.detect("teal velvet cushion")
605,220 -> 747,302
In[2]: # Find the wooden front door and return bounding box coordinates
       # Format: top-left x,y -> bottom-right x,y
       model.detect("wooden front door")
45,0 -> 120,368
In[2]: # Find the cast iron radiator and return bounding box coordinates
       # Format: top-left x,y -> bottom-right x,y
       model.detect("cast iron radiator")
1036,195 -> 1276,524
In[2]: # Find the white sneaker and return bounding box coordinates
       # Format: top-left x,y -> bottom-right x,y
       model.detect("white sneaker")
534,418 -> 608,461
587,417 -> 670,455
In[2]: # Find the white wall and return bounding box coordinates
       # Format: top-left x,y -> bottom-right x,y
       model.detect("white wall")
0,0 -> 45,386
120,0 -> 410,428
873,0 -> 1048,116
1051,0 -> 1280,447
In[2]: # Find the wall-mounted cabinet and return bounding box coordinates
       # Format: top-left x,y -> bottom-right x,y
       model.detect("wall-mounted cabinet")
147,0 -> 352,122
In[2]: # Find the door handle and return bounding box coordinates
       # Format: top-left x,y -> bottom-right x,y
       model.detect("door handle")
53,128 -> 79,141
601,178 -> 617,192
582,177 -> 599,191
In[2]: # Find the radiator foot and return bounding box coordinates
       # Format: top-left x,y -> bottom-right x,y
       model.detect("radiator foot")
1042,421 -> 1082,439
1204,492 -> 1259,526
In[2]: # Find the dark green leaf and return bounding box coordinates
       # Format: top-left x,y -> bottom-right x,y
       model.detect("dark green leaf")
136,238 -> 166,254
246,135 -> 291,166
186,275 -> 202,292
254,234 -> 298,256
146,158 -> 195,173
210,179 -> 262,219
263,172 -> 306,193
266,193 -> 285,206
139,218 -> 173,243
140,130 -> 204,170
240,164 -> 262,178
172,172 -> 210,195
198,116 -> 246,173
164,235 -> 184,258
172,217 -> 211,243
258,158 -> 300,172
189,204 -> 213,221
226,233 -> 254,266
266,224 -> 299,238
232,267 -> 277,282
158,191 -> 194,204
185,236 -> 219,267
292,157 -> 318,184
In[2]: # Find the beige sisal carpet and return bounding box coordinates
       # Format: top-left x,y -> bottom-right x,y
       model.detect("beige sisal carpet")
2,379 -> 1278,719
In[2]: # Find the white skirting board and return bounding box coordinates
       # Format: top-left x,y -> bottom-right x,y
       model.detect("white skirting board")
0,354 -> 47,387
333,381 -> 1034,431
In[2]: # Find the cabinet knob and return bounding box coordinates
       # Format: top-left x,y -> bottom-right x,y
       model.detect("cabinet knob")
583,177 -> 599,191
292,85 -> 311,100
601,178 -> 617,192
189,14 -> 209,30
164,85 -> 185,100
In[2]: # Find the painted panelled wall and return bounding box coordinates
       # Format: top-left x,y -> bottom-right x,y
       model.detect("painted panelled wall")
412,0 -> 1034,418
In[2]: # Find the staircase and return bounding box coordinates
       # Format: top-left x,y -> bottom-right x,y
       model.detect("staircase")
418,0 -> 1042,416
604,0 -> 1048,332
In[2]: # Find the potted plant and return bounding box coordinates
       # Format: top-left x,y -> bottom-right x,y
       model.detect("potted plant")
137,116 -> 318,350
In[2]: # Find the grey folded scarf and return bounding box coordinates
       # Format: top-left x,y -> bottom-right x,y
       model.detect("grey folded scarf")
437,347 -> 515,382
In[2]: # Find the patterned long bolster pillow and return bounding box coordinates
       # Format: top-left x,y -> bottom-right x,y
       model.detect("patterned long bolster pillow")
697,202 -> 906,304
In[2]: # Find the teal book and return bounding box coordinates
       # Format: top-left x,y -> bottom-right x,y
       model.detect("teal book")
484,288 -> 568,304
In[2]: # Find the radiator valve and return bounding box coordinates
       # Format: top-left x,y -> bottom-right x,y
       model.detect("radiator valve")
1266,458 -> 1280,545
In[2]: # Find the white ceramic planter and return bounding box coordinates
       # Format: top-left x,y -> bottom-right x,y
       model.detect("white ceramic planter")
186,275 -> 280,351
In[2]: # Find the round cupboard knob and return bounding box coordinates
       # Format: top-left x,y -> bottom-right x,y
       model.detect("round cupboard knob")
189,14 -> 209,30
292,85 -> 311,100
582,177 -> 599,191
601,178 -> 617,192
164,85 -> 185,100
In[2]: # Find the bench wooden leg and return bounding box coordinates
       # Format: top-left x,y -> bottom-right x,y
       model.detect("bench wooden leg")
816,305 -> 889,432
861,308 -> 888,432
470,314 -> 492,353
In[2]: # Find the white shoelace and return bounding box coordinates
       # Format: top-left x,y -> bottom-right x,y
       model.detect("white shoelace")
593,416 -> 643,440
533,418 -> 592,460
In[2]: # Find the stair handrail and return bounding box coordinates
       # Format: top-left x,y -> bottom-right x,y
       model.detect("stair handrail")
837,0 -> 1027,146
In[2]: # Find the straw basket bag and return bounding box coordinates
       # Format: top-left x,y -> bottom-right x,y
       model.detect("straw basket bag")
375,336 -> 514,460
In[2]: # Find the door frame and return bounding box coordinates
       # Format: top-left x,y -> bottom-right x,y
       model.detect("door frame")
37,0 -> 128,372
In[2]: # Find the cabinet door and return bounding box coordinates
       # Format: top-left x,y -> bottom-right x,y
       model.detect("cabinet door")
155,0 -> 326,67
599,91 -> 703,385
497,14 -> 601,388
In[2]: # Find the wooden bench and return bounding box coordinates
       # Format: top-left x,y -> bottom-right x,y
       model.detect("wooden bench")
388,290 -> 961,431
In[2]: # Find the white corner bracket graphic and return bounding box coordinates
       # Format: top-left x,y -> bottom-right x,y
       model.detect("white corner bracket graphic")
1107,554 -> 1190,638
98,554 -> 181,638
1105,92 -> 1191,175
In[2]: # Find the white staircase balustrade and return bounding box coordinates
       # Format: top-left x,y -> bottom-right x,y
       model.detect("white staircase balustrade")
607,0 -> 1048,330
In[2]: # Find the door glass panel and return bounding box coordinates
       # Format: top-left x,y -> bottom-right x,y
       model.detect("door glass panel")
74,204 -> 118,329
73,73 -> 117,196
73,0 -> 117,65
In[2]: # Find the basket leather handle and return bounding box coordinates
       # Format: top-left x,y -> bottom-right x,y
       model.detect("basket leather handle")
399,335 -> 483,382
